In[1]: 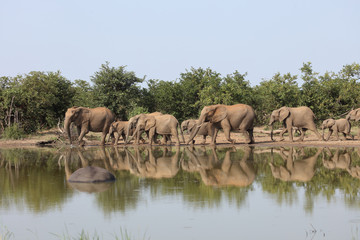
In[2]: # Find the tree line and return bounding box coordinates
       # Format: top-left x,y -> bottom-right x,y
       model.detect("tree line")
0,61 -> 359,136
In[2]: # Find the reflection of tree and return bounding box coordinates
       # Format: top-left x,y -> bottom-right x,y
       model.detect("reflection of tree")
0,148 -> 71,213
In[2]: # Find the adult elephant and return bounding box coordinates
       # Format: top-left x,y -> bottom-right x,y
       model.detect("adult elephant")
181,119 -> 215,144
346,108 -> 360,138
125,112 -> 163,144
321,118 -> 353,141
133,114 -> 185,145
269,106 -> 323,142
186,104 -> 255,145
64,107 -> 115,146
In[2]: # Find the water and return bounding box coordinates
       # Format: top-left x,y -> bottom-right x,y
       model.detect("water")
1,146 -> 360,239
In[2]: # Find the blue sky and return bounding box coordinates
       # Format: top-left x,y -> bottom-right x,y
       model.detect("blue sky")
1,0 -> 359,86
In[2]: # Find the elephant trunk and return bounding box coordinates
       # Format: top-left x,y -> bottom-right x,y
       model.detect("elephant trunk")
322,126 -> 325,139
64,118 -> 72,144
270,123 -> 274,141
186,118 -> 204,144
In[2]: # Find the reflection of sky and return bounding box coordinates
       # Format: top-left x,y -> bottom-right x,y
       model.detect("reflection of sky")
1,184 -> 359,239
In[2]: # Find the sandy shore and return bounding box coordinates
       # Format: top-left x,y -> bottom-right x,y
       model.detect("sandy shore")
1,127 -> 360,148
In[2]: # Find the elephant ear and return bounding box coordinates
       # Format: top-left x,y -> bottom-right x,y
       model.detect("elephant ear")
279,107 -> 290,122
210,106 -> 227,123
145,117 -> 156,131
326,119 -> 336,128
355,109 -> 360,121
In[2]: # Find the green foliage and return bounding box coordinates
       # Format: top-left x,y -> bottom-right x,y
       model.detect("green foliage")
91,62 -> 144,120
1,61 -> 360,135
2,124 -> 26,139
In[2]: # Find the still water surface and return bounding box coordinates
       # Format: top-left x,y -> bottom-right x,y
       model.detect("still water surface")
1,146 -> 360,239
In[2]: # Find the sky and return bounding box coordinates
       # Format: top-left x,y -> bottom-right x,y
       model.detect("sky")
1,0 -> 359,86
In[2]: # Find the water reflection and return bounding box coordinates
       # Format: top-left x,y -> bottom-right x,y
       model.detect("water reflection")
2,146 -> 360,214
269,147 -> 321,182
183,146 -> 255,187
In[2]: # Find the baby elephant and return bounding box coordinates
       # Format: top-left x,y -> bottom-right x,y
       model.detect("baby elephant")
321,118 -> 354,141
108,121 -> 131,145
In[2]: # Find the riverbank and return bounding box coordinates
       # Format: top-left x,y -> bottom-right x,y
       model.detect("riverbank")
1,127 -> 360,148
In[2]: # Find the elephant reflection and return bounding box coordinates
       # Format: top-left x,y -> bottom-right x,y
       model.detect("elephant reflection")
126,146 -> 180,179
183,147 -> 255,187
269,147 -> 322,182
181,146 -> 218,173
345,148 -> 360,180
322,148 -> 351,170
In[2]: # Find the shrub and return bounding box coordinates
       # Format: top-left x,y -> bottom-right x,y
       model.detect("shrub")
2,124 -> 27,140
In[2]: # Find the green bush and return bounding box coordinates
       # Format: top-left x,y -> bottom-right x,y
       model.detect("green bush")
2,124 -> 27,140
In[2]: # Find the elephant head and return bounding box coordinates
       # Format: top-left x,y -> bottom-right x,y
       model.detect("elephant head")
134,114 -> 156,137
187,105 -> 227,144
269,107 -> 290,141
346,108 -> 360,121
181,119 -> 196,133
321,119 -> 336,138
64,107 -> 90,144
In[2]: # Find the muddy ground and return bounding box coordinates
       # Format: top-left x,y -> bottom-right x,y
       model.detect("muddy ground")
1,127 -> 360,148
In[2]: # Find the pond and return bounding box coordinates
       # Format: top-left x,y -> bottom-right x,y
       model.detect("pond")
1,145 -> 360,239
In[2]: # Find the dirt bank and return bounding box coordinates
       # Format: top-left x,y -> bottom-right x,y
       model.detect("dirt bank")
1,127 -> 360,148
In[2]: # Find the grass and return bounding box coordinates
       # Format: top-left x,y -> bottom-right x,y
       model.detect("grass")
0,225 -> 150,240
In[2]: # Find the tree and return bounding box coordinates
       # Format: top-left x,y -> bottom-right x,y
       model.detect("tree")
91,62 -> 144,119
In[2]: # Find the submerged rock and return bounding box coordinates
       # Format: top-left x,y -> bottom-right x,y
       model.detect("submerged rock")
68,166 -> 115,183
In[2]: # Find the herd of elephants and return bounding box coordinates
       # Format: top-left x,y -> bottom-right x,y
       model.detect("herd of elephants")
63,104 -> 360,146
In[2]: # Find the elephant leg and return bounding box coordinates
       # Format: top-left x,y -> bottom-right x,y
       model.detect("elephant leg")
308,125 -> 323,141
349,132 -> 355,140
279,128 -> 287,141
342,132 -> 348,140
248,128 -> 255,144
171,128 -> 180,146
148,128 -> 155,145
100,132 -> 107,145
221,121 -> 235,144
78,128 -> 89,146
114,133 -> 120,145
325,129 -> 333,141
211,128 -> 220,145
334,130 -> 341,141
297,128 -> 306,141
201,135 -> 206,144
287,126 -> 293,142
121,133 -> 126,143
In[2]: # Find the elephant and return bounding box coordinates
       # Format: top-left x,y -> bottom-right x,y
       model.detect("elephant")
269,106 -> 323,142
321,118 -> 353,141
133,114 -> 185,145
64,106 -> 115,146
108,121 -> 133,145
181,119 -> 215,144
186,104 -> 256,145
346,108 -> 360,138
125,112 -> 163,144
269,147 -> 322,182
